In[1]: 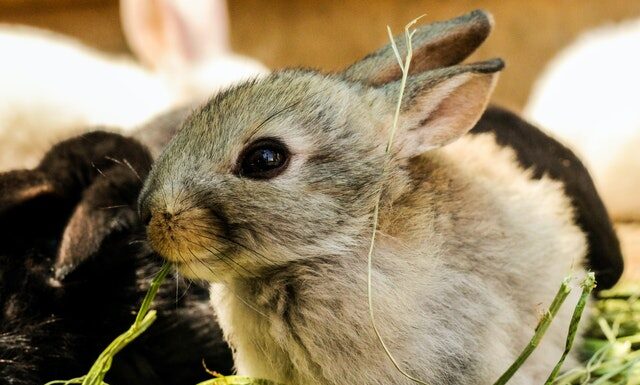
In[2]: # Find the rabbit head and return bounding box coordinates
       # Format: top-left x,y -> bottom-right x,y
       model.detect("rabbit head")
0,132 -> 232,384
138,10 -> 500,282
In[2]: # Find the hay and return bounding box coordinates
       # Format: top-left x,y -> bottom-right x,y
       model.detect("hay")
555,283 -> 640,384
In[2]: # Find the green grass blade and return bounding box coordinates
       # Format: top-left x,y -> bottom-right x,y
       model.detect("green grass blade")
493,276 -> 573,385
546,273 -> 596,384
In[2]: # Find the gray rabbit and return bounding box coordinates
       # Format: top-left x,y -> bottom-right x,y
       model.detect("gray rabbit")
138,10 -> 623,385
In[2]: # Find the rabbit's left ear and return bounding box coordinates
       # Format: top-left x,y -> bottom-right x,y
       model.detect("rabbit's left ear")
121,0 -> 230,72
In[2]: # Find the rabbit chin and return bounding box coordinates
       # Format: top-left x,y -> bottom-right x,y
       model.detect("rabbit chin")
173,257 -> 228,282
169,249 -> 259,283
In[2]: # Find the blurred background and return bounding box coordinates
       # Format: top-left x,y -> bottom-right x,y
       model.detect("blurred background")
2,0 -> 640,111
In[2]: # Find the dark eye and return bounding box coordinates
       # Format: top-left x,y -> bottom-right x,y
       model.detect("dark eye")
238,138 -> 290,179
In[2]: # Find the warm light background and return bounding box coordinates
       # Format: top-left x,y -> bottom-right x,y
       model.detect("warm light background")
2,0 -> 640,111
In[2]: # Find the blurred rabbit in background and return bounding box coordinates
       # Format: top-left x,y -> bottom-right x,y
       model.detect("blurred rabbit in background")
0,0 -> 267,172
0,131 -> 234,384
526,17 -> 640,223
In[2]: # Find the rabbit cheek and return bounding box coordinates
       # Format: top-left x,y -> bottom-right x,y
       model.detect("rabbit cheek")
146,206 -> 226,268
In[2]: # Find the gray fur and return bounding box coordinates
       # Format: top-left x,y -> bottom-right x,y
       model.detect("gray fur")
132,103 -> 198,158
139,11 -> 588,385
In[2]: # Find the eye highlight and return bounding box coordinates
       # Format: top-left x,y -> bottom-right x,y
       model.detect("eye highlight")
237,138 -> 290,179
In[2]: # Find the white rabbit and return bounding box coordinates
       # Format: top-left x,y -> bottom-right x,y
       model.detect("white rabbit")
120,0 -> 267,102
0,0 -> 267,171
525,17 -> 640,221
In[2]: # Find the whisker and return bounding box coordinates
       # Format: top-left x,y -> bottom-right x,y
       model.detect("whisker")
122,158 -> 142,182
99,204 -> 129,210
104,155 -> 123,166
170,177 -> 176,206
180,223 -> 279,269
177,248 -> 209,284
176,188 -> 204,211
159,182 -> 170,212
246,99 -> 304,143
180,278 -> 194,302
182,236 -> 254,277
91,162 -> 106,178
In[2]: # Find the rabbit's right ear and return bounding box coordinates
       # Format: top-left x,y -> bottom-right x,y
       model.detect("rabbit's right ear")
384,59 -> 503,158
121,0 -> 230,71
343,10 -> 494,86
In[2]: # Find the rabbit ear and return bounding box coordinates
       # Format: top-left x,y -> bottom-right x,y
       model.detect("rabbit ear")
0,169 -> 57,216
343,10 -> 493,86
47,134 -> 153,281
0,131 -> 152,280
24,131 -> 153,281
385,59 -> 503,158
54,164 -> 146,281
121,0 -> 230,72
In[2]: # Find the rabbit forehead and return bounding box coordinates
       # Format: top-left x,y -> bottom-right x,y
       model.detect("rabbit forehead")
194,71 -> 365,138
161,70 -> 378,174
145,69 -> 391,214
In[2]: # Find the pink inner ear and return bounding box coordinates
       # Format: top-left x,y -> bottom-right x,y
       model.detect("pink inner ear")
121,0 -> 230,71
121,0 -> 163,69
170,0 -> 230,60
398,72 -> 498,157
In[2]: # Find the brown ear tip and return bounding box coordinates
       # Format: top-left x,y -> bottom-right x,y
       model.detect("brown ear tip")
469,9 -> 495,28
474,58 -> 505,74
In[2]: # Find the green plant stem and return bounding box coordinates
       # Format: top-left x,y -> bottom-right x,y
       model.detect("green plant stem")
546,272 -> 597,384
81,311 -> 157,385
135,263 -> 172,325
492,277 -> 573,385
45,263 -> 171,385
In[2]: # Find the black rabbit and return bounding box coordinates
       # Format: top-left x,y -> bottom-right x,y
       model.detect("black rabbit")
0,131 -> 233,385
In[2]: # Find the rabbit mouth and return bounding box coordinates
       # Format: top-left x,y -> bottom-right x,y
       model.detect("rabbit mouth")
142,197 -> 274,281
146,206 -> 230,268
